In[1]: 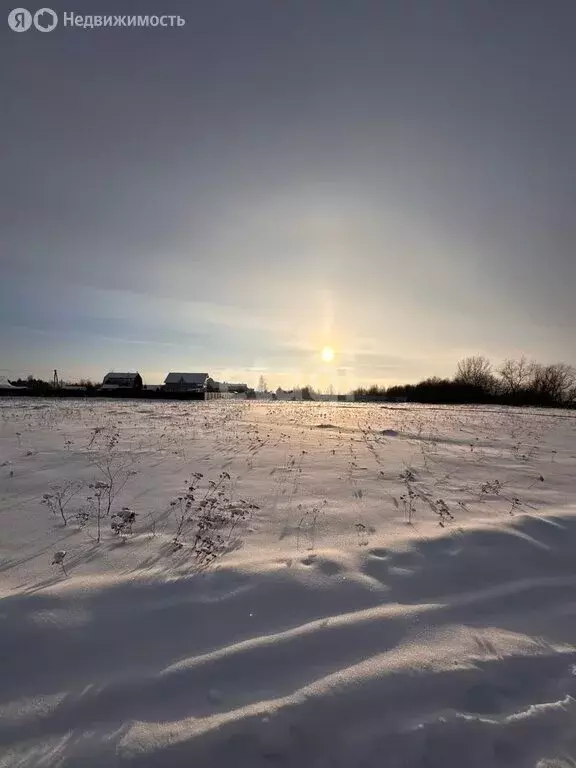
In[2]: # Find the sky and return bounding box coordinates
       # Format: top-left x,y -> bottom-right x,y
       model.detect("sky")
2,0 -> 575,391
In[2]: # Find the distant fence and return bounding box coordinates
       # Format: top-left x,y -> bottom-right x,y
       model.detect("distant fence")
206,391 -> 235,400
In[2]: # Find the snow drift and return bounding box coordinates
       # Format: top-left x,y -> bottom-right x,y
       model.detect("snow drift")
1,399 -> 576,767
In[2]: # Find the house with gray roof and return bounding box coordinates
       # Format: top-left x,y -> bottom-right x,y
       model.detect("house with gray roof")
100,372 -> 143,390
164,372 -> 209,392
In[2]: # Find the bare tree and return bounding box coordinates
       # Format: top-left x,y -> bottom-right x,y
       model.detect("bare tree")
528,362 -> 576,404
454,356 -> 495,390
257,375 -> 267,393
498,356 -> 532,395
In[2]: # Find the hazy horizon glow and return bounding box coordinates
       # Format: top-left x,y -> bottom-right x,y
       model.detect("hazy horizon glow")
2,1 -> 575,390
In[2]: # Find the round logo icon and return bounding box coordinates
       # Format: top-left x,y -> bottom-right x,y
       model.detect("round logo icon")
33,7 -> 57,31
8,7 -> 32,31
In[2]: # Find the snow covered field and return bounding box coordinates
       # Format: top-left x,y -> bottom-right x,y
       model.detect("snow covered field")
1,398 -> 576,767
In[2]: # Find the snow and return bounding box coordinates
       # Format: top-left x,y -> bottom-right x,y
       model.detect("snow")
1,398 -> 576,767
0,377 -> 25,390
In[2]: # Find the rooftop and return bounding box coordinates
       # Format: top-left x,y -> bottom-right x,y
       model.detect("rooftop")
164,373 -> 208,385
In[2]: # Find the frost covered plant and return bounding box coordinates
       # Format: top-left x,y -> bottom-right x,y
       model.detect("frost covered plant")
41,481 -> 83,526
480,479 -> 502,497
198,471 -> 233,519
296,501 -> 326,550
52,550 -> 67,576
225,498 -> 258,540
399,468 -> 417,524
84,425 -> 138,542
527,475 -> 545,489
170,471 -> 204,549
433,498 -> 455,527
355,521 -> 368,546
169,471 -> 257,564
86,481 -> 111,542
87,425 -> 118,451
111,507 -> 137,539
74,508 -> 91,528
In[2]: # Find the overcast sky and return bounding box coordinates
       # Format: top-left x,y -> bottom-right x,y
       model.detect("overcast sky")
2,0 -> 575,390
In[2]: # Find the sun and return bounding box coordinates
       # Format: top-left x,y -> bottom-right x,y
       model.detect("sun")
321,346 -> 334,363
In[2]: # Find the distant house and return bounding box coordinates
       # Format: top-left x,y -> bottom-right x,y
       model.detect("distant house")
100,372 -> 143,390
215,382 -> 248,394
164,372 -> 209,392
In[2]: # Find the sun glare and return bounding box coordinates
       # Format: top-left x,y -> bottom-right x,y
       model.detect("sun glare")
321,346 -> 334,363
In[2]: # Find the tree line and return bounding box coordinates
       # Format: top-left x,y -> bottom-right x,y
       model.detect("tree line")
353,356 -> 576,408
6,357 -> 576,407
9,377 -> 99,395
